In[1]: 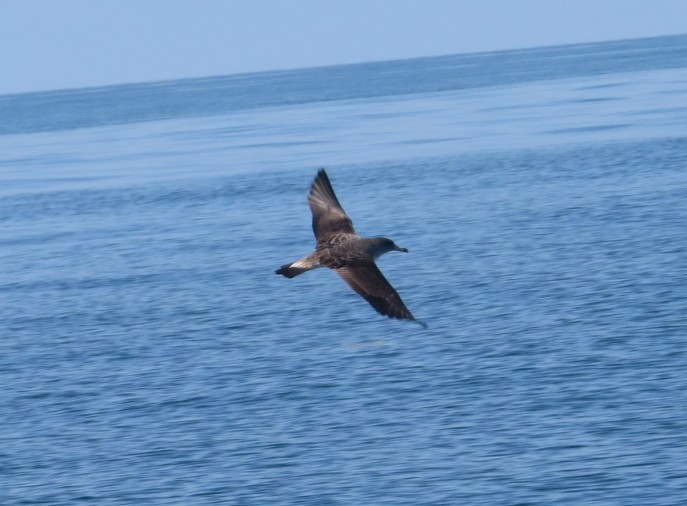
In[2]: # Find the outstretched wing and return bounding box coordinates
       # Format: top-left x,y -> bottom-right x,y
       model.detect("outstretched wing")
335,261 -> 416,321
308,169 -> 355,241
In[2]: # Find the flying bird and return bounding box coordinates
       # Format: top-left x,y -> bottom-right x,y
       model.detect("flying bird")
276,169 -> 422,325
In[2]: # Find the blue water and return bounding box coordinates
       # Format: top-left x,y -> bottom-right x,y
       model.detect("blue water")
2,35 -> 687,504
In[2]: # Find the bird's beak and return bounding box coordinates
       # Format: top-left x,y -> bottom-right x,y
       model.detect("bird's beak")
396,246 -> 409,253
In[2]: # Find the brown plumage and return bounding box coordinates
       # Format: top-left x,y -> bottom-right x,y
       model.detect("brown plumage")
276,169 -> 422,325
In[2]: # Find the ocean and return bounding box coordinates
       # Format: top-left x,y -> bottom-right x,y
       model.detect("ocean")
2,34 -> 687,504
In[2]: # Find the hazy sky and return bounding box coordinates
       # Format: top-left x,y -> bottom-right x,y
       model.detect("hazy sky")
3,0 -> 686,95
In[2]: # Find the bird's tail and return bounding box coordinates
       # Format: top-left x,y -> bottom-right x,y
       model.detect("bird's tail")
275,263 -> 309,278
275,255 -> 320,278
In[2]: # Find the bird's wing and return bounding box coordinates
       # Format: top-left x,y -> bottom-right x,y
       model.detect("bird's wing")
308,169 -> 356,240
335,261 -> 415,321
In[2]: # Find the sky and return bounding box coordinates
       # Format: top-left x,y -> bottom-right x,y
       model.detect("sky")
2,0 -> 687,95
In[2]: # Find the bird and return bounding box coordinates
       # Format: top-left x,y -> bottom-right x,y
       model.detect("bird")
276,169 -> 423,325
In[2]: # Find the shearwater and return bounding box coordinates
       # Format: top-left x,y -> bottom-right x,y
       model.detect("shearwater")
276,169 -> 423,326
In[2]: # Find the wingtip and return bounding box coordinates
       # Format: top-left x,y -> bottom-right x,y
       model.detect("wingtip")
310,168 -> 328,190
314,168 -> 330,185
389,314 -> 427,329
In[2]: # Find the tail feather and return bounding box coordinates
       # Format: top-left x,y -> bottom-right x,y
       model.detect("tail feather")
276,263 -> 309,278
276,254 -> 321,278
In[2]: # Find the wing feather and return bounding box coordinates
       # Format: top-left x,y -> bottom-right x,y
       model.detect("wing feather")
335,262 -> 415,321
308,169 -> 355,240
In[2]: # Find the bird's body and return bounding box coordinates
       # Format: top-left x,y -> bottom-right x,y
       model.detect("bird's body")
276,169 -> 420,324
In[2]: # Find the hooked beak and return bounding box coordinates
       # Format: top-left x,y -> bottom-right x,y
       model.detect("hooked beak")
395,246 -> 409,253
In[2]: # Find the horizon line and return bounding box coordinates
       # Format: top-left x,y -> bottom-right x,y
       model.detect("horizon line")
2,32 -> 685,99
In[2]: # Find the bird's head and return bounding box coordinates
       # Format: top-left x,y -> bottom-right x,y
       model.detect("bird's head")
368,237 -> 409,259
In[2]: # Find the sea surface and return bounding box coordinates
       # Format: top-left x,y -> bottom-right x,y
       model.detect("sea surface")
2,34 -> 687,504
